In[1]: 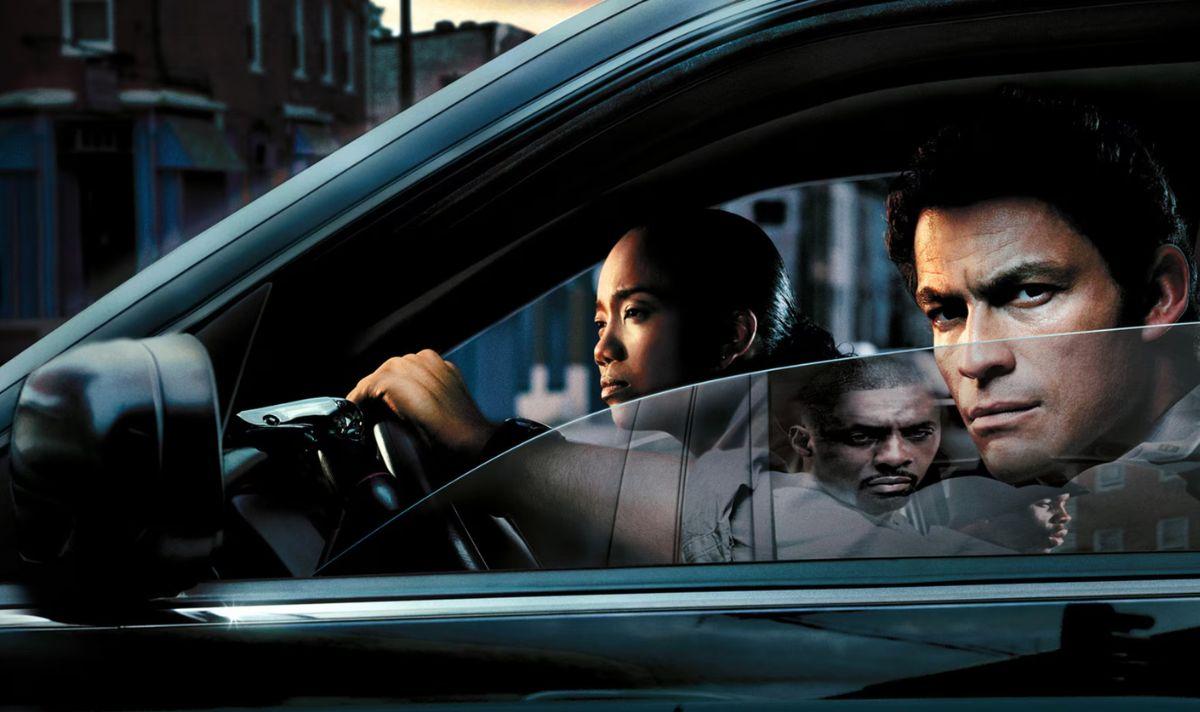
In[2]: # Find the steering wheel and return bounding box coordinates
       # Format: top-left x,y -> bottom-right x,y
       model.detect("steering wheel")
227,396 -> 485,576
318,405 -> 488,574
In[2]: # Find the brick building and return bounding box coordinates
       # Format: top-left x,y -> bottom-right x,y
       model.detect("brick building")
369,20 -> 534,124
1068,466 -> 1198,553
0,0 -> 374,359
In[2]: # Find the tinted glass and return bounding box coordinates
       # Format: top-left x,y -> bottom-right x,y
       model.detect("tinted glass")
328,323 -> 1200,572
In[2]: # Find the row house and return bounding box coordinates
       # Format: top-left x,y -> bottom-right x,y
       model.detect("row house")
0,0 -> 375,359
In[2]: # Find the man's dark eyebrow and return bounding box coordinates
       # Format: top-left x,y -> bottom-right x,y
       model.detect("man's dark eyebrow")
978,261 -> 1077,299
832,418 -> 937,432
915,261 -> 1077,308
915,286 -> 948,309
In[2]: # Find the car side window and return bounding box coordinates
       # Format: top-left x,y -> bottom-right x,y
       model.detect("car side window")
329,323 -> 1200,574
447,269 -> 604,427
446,177 -> 924,429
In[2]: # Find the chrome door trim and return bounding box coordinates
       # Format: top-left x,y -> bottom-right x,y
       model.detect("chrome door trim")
4,577 -> 1199,630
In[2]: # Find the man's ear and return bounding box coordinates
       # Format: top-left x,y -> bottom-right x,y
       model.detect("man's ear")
1141,244 -> 1191,342
718,309 -> 758,369
788,424 -> 814,457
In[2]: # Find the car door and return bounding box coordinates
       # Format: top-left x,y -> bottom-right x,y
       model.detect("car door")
9,334 -> 1200,706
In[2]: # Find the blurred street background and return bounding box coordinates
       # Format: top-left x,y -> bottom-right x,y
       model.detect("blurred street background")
0,0 -> 925,426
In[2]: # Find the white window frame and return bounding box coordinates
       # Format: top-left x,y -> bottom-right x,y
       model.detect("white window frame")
1094,468 -> 1125,492
61,0 -> 115,56
343,15 -> 356,93
362,12 -> 371,112
321,1 -> 334,85
1093,528 -> 1125,552
248,0 -> 264,74
1156,517 -> 1189,550
293,0 -> 307,79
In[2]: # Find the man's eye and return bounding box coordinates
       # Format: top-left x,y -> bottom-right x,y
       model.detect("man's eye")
927,309 -> 956,331
926,301 -> 965,331
845,432 -> 874,446
905,426 -> 936,442
1012,284 -> 1056,307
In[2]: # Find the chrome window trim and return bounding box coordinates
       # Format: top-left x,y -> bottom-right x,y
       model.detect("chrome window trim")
5,577 -> 1200,631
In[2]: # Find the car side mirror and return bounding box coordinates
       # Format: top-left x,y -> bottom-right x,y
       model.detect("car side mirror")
10,334 -> 223,603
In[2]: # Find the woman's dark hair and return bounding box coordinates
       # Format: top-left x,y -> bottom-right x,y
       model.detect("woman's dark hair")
885,90 -> 1195,323
632,208 -> 839,373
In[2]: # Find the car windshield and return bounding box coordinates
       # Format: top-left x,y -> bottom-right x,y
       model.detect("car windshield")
323,322 -> 1200,573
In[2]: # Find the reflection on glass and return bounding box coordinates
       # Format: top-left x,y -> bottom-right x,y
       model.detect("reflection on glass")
344,324 -> 1200,572
768,324 -> 1200,560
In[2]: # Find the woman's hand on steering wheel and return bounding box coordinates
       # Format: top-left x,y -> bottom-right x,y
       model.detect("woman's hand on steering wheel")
347,350 -> 497,470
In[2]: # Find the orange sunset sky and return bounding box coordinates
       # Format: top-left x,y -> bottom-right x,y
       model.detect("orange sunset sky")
378,0 -> 603,34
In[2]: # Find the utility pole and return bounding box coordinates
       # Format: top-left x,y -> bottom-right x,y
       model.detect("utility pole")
399,0 -> 414,109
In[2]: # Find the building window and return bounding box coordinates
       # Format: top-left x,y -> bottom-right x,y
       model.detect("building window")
1094,468 -> 1125,492
321,2 -> 334,85
293,0 -> 307,79
1093,528 -> 1125,552
343,17 -> 355,92
1157,517 -> 1189,550
61,0 -> 114,55
248,0 -> 263,73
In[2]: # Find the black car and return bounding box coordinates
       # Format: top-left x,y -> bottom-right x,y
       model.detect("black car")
3,0 -> 1200,708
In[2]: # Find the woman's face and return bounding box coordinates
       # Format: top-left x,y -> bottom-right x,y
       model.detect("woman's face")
593,231 -> 692,407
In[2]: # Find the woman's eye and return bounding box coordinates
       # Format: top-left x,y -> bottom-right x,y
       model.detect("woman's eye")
623,307 -> 647,321
594,320 -> 606,334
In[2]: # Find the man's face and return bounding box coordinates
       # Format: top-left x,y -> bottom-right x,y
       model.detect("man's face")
913,197 -> 1145,483
1027,494 -> 1073,552
594,231 -> 689,408
800,385 -> 940,516
978,494 -> 1073,553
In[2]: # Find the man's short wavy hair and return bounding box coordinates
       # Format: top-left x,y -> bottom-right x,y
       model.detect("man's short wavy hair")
885,90 -> 1196,323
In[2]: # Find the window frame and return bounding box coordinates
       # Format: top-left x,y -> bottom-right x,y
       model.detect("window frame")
343,12 -> 356,93
320,1 -> 334,85
1094,528 -> 1126,552
293,0 -> 307,80
1158,516 -> 1190,550
248,0 -> 264,74
1095,468 -> 1127,492
60,0 -> 114,56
